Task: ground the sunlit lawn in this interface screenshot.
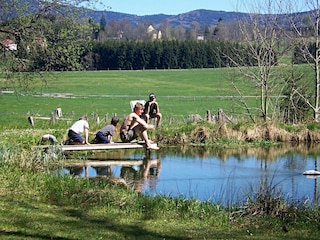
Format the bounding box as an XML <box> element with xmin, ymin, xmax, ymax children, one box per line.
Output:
<box><xmin>1</xmin><ymin>68</ymin><xmax>260</xmax><ymax>129</ymax></box>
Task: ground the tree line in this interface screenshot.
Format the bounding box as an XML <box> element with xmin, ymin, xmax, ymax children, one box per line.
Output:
<box><xmin>88</xmin><ymin>40</ymin><xmax>261</xmax><ymax>70</ymax></box>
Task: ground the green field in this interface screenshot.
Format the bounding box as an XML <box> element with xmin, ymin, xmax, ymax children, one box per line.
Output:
<box><xmin>1</xmin><ymin>68</ymin><xmax>261</xmax><ymax>129</ymax></box>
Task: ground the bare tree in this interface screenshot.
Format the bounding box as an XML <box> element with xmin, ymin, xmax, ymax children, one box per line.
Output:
<box><xmin>283</xmin><ymin>0</ymin><xmax>320</xmax><ymax>122</ymax></box>
<box><xmin>228</xmin><ymin>0</ymin><xmax>288</xmax><ymax>121</ymax></box>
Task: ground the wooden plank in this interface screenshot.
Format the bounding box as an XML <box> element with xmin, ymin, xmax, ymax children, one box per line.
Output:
<box><xmin>32</xmin><ymin>116</ymin><xmax>73</xmax><ymax>121</ymax></box>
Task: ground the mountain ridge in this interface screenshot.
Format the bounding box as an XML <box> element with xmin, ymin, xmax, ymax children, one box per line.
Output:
<box><xmin>88</xmin><ymin>9</ymin><xmax>249</xmax><ymax>28</ymax></box>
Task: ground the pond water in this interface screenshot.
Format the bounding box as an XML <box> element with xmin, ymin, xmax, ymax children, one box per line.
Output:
<box><xmin>61</xmin><ymin>143</ymin><xmax>320</xmax><ymax>206</ymax></box>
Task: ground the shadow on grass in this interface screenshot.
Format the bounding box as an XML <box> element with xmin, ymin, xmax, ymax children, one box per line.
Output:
<box><xmin>0</xmin><ymin>198</ymin><xmax>187</xmax><ymax>239</ymax></box>
<box><xmin>62</xmin><ymin>208</ymin><xmax>188</xmax><ymax>240</ymax></box>
<box><xmin>0</xmin><ymin>229</ymin><xmax>73</xmax><ymax>240</ymax></box>
<box><xmin>0</xmin><ymin>197</ymin><xmax>318</xmax><ymax>240</ymax></box>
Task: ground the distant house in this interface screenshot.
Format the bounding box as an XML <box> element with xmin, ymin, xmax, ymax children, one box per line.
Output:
<box><xmin>1</xmin><ymin>39</ymin><xmax>17</xmax><ymax>51</ymax></box>
<box><xmin>197</xmin><ymin>35</ymin><xmax>204</xmax><ymax>41</ymax></box>
<box><xmin>147</xmin><ymin>25</ymin><xmax>162</xmax><ymax>40</ymax></box>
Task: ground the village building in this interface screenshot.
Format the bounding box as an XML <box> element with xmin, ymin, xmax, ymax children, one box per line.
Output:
<box><xmin>1</xmin><ymin>39</ymin><xmax>17</xmax><ymax>51</ymax></box>
<box><xmin>147</xmin><ymin>25</ymin><xmax>162</xmax><ymax>40</ymax></box>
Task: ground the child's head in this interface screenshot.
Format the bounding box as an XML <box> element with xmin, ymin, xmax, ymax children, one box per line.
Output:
<box><xmin>149</xmin><ymin>93</ymin><xmax>156</xmax><ymax>101</ymax></box>
<box><xmin>79</xmin><ymin>115</ymin><xmax>87</xmax><ymax>121</ymax></box>
<box><xmin>134</xmin><ymin>102</ymin><xmax>144</xmax><ymax>113</ymax></box>
<box><xmin>111</xmin><ymin>116</ymin><xmax>119</xmax><ymax>126</ymax></box>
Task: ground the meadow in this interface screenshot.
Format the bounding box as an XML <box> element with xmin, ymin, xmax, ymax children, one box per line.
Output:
<box><xmin>0</xmin><ymin>68</ymin><xmax>260</xmax><ymax>130</ymax></box>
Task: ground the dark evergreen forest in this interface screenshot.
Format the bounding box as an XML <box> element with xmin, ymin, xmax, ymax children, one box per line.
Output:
<box><xmin>83</xmin><ymin>40</ymin><xmax>280</xmax><ymax>70</ymax></box>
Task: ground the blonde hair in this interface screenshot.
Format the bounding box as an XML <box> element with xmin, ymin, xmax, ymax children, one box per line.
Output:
<box><xmin>134</xmin><ymin>102</ymin><xmax>144</xmax><ymax>111</ymax></box>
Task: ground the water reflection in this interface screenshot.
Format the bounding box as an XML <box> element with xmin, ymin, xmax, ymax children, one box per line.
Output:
<box><xmin>93</xmin><ymin>166</ymin><xmax>112</xmax><ymax>176</ymax></box>
<box><xmin>65</xmin><ymin>166</ymin><xmax>85</xmax><ymax>177</ymax></box>
<box><xmin>120</xmin><ymin>158</ymin><xmax>161</xmax><ymax>192</ymax></box>
<box><xmin>61</xmin><ymin>143</ymin><xmax>320</xmax><ymax>206</ymax></box>
<box><xmin>63</xmin><ymin>155</ymin><xmax>161</xmax><ymax>192</ymax></box>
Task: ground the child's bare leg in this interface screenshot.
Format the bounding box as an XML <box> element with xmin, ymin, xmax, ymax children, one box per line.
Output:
<box><xmin>140</xmin><ymin>130</ymin><xmax>159</xmax><ymax>150</ymax></box>
<box><xmin>141</xmin><ymin>130</ymin><xmax>151</xmax><ymax>147</ymax></box>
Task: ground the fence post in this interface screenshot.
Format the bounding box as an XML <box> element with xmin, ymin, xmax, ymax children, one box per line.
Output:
<box><xmin>28</xmin><ymin>116</ymin><xmax>34</xmax><ymax>127</ymax></box>
<box><xmin>217</xmin><ymin>108</ymin><xmax>223</xmax><ymax>123</ymax></box>
<box><xmin>50</xmin><ymin>112</ymin><xmax>55</xmax><ymax>125</ymax></box>
<box><xmin>206</xmin><ymin>110</ymin><xmax>212</xmax><ymax>122</ymax></box>
<box><xmin>55</xmin><ymin>108</ymin><xmax>62</xmax><ymax>118</ymax></box>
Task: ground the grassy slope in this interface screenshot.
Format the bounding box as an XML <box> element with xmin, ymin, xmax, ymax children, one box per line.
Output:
<box><xmin>1</xmin><ymin>68</ymin><xmax>259</xmax><ymax>129</ymax></box>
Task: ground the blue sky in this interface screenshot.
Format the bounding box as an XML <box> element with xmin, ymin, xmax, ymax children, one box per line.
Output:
<box><xmin>97</xmin><ymin>0</ymin><xmax>238</xmax><ymax>15</ymax></box>
<box><xmin>96</xmin><ymin>0</ymin><xmax>308</xmax><ymax>16</ymax></box>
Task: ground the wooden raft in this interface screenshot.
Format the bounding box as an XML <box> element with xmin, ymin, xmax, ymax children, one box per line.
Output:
<box><xmin>60</xmin><ymin>142</ymin><xmax>158</xmax><ymax>151</ymax></box>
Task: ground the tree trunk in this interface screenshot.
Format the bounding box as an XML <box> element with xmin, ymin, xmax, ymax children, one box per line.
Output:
<box><xmin>314</xmin><ymin>12</ymin><xmax>320</xmax><ymax>122</ymax></box>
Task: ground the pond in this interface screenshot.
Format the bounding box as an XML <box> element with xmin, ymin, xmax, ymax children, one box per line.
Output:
<box><xmin>61</xmin><ymin>143</ymin><xmax>320</xmax><ymax>206</ymax></box>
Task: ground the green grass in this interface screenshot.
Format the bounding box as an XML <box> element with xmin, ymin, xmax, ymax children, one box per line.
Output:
<box><xmin>36</xmin><ymin>69</ymin><xmax>240</xmax><ymax>96</ymax></box>
<box><xmin>1</xmin><ymin>68</ymin><xmax>261</xmax><ymax>130</ymax></box>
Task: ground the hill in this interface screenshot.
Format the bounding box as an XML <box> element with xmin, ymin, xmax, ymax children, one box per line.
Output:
<box><xmin>87</xmin><ymin>8</ymin><xmax>311</xmax><ymax>29</ymax></box>
<box><xmin>2</xmin><ymin>1</ymin><xmax>310</xmax><ymax>29</ymax></box>
<box><xmin>88</xmin><ymin>9</ymin><xmax>249</xmax><ymax>28</ymax></box>
<box><xmin>2</xmin><ymin>1</ymin><xmax>245</xmax><ymax>28</ymax></box>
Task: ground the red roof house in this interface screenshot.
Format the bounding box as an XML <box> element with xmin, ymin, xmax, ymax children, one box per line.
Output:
<box><xmin>1</xmin><ymin>39</ymin><xmax>17</xmax><ymax>51</ymax></box>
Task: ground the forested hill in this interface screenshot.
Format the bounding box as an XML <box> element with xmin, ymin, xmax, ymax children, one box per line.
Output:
<box><xmin>3</xmin><ymin>1</ymin><xmax>310</xmax><ymax>29</ymax></box>
<box><xmin>88</xmin><ymin>9</ymin><xmax>249</xmax><ymax>28</ymax></box>
<box><xmin>3</xmin><ymin>1</ymin><xmax>246</xmax><ymax>28</ymax></box>
<box><xmin>88</xmin><ymin>8</ymin><xmax>312</xmax><ymax>29</ymax></box>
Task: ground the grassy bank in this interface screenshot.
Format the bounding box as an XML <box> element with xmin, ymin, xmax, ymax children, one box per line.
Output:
<box><xmin>0</xmin><ymin>151</ymin><xmax>319</xmax><ymax>239</ymax></box>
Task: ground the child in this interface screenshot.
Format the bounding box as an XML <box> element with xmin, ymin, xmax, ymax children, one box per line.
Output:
<box><xmin>120</xmin><ymin>102</ymin><xmax>159</xmax><ymax>150</ymax></box>
<box><xmin>94</xmin><ymin>116</ymin><xmax>119</xmax><ymax>143</ymax></box>
<box><xmin>143</xmin><ymin>93</ymin><xmax>162</xmax><ymax>128</ymax></box>
<box><xmin>67</xmin><ymin>115</ymin><xmax>90</xmax><ymax>144</ymax></box>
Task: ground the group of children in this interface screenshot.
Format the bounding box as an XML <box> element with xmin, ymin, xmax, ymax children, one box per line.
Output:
<box><xmin>67</xmin><ymin>93</ymin><xmax>162</xmax><ymax>150</ymax></box>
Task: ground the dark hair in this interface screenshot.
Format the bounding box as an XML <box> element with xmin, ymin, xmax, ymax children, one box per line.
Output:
<box><xmin>111</xmin><ymin>116</ymin><xmax>119</xmax><ymax>125</ymax></box>
<box><xmin>149</xmin><ymin>93</ymin><xmax>156</xmax><ymax>100</ymax></box>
